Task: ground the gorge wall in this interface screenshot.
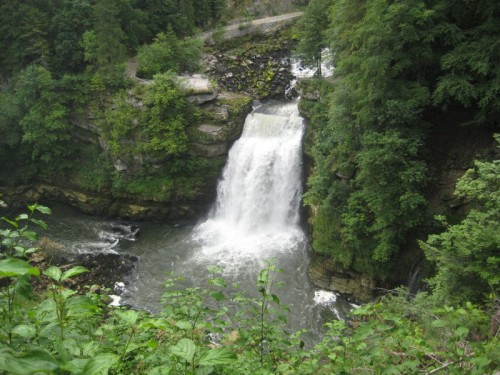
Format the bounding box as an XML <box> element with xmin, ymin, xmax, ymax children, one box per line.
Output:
<box><xmin>0</xmin><ymin>28</ymin><xmax>298</xmax><ymax>222</ymax></box>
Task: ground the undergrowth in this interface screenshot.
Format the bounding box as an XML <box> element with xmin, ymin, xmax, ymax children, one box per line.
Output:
<box><xmin>0</xmin><ymin>204</ymin><xmax>498</xmax><ymax>374</ymax></box>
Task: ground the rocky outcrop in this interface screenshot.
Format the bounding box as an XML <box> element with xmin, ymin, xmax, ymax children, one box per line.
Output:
<box><xmin>0</xmin><ymin>84</ymin><xmax>253</xmax><ymax>221</ymax></box>
<box><xmin>308</xmin><ymin>253</ymin><xmax>376</xmax><ymax>303</ymax></box>
<box><xmin>0</xmin><ymin>184</ymin><xmax>201</xmax><ymax>221</ymax></box>
<box><xmin>191</xmin><ymin>91</ymin><xmax>252</xmax><ymax>157</ymax></box>
<box><xmin>203</xmin><ymin>29</ymin><xmax>297</xmax><ymax>100</ymax></box>
<box><xmin>180</xmin><ymin>74</ymin><xmax>220</xmax><ymax>104</ymax></box>
<box><xmin>295</xmin><ymin>80</ymin><xmax>321</xmax><ymax>101</ymax></box>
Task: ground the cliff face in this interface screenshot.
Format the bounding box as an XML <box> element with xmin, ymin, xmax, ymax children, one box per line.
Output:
<box><xmin>0</xmin><ymin>80</ymin><xmax>253</xmax><ymax>221</ymax></box>
<box><xmin>298</xmin><ymin>79</ymin><xmax>498</xmax><ymax>303</ymax></box>
<box><xmin>1</xmin><ymin>28</ymin><xmax>299</xmax><ymax>221</ymax></box>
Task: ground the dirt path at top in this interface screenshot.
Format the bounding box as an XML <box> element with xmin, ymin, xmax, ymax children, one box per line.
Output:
<box><xmin>127</xmin><ymin>12</ymin><xmax>303</xmax><ymax>80</ymax></box>
<box><xmin>199</xmin><ymin>11</ymin><xmax>303</xmax><ymax>41</ymax></box>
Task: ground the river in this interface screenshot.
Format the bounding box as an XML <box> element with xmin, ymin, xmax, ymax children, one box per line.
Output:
<box><xmin>42</xmin><ymin>58</ymin><xmax>353</xmax><ymax>342</ymax></box>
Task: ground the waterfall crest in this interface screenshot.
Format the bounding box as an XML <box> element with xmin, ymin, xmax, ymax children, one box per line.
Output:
<box><xmin>193</xmin><ymin>101</ymin><xmax>306</xmax><ymax>268</ymax></box>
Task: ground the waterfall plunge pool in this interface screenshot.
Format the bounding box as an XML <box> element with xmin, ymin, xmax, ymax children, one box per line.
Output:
<box><xmin>42</xmin><ymin>100</ymin><xmax>355</xmax><ymax>343</ymax></box>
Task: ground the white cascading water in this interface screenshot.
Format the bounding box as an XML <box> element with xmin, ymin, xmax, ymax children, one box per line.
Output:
<box><xmin>193</xmin><ymin>101</ymin><xmax>306</xmax><ymax>270</ymax></box>
<box><xmin>42</xmin><ymin>96</ymin><xmax>355</xmax><ymax>338</ymax></box>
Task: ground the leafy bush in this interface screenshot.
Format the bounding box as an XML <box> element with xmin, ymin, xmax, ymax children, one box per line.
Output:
<box><xmin>141</xmin><ymin>73</ymin><xmax>191</xmax><ymax>156</ymax></box>
<box><xmin>421</xmin><ymin>139</ymin><xmax>500</xmax><ymax>304</ymax></box>
<box><xmin>137</xmin><ymin>31</ymin><xmax>202</xmax><ymax>79</ymax></box>
<box><xmin>0</xmin><ymin>206</ymin><xmax>498</xmax><ymax>374</ymax></box>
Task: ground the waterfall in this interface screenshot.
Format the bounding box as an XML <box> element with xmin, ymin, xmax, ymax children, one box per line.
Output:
<box><xmin>193</xmin><ymin>100</ymin><xmax>306</xmax><ymax>270</ymax></box>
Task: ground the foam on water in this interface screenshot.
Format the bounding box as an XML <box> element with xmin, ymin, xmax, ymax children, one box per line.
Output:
<box><xmin>193</xmin><ymin>101</ymin><xmax>306</xmax><ymax>272</ymax></box>
<box><xmin>291</xmin><ymin>48</ymin><xmax>334</xmax><ymax>79</ymax></box>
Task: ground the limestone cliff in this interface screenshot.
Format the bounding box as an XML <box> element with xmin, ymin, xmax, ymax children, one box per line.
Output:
<box><xmin>0</xmin><ymin>76</ymin><xmax>253</xmax><ymax>221</ymax></box>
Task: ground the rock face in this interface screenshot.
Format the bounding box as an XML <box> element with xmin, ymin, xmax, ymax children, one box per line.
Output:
<box><xmin>191</xmin><ymin>90</ymin><xmax>252</xmax><ymax>157</ymax></box>
<box><xmin>0</xmin><ymin>79</ymin><xmax>252</xmax><ymax>221</ymax></box>
<box><xmin>0</xmin><ymin>184</ymin><xmax>191</xmax><ymax>221</ymax></box>
<box><xmin>308</xmin><ymin>253</ymin><xmax>376</xmax><ymax>303</ymax></box>
<box><xmin>203</xmin><ymin>29</ymin><xmax>297</xmax><ymax>100</ymax></box>
<box><xmin>180</xmin><ymin>74</ymin><xmax>220</xmax><ymax>104</ymax></box>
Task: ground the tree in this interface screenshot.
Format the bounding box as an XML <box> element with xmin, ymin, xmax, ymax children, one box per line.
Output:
<box><xmin>305</xmin><ymin>0</ymin><xmax>434</xmax><ymax>274</ymax></box>
<box><xmin>432</xmin><ymin>0</ymin><xmax>500</xmax><ymax>125</ymax></box>
<box><xmin>296</xmin><ymin>0</ymin><xmax>332</xmax><ymax>76</ymax></box>
<box><xmin>49</xmin><ymin>0</ymin><xmax>93</xmax><ymax>74</ymax></box>
<box><xmin>422</xmin><ymin>138</ymin><xmax>500</xmax><ymax>304</ymax></box>
<box><xmin>14</xmin><ymin>65</ymin><xmax>73</xmax><ymax>166</ymax></box>
<box><xmin>0</xmin><ymin>1</ymin><xmax>50</xmax><ymax>77</ymax></box>
<box><xmin>136</xmin><ymin>30</ymin><xmax>202</xmax><ymax>79</ymax></box>
<box><xmin>142</xmin><ymin>73</ymin><xmax>191</xmax><ymax>156</ymax></box>
<box><xmin>92</xmin><ymin>0</ymin><xmax>126</xmax><ymax>71</ymax></box>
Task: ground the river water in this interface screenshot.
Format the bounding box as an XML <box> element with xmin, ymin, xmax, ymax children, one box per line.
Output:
<box><xmin>43</xmin><ymin>80</ymin><xmax>353</xmax><ymax>342</ymax></box>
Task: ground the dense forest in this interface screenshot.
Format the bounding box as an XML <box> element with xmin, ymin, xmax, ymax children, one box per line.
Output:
<box><xmin>1</xmin><ymin>0</ymin><xmax>499</xmax><ymax>373</ymax></box>
<box><xmin>0</xmin><ymin>0</ymin><xmax>241</xmax><ymax>221</ymax></box>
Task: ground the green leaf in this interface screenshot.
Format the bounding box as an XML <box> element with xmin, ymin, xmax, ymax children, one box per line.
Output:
<box><xmin>21</xmin><ymin>231</ymin><xmax>38</xmax><ymax>241</ymax></box>
<box><xmin>61</xmin><ymin>266</ymin><xmax>89</xmax><ymax>281</ymax></box>
<box><xmin>271</xmin><ymin>294</ymin><xmax>280</xmax><ymax>304</ymax></box>
<box><xmin>125</xmin><ymin>341</ymin><xmax>149</xmax><ymax>354</ymax></box>
<box><xmin>209</xmin><ymin>277</ymin><xmax>227</xmax><ymax>287</ymax></box>
<box><xmin>0</xmin><ymin>258</ymin><xmax>39</xmax><ymax>277</ymax></box>
<box><xmin>1</xmin><ymin>217</ymin><xmax>18</xmax><ymax>228</ymax></box>
<box><xmin>30</xmin><ymin>218</ymin><xmax>48</xmax><ymax>229</ymax></box>
<box><xmin>0</xmin><ymin>349</ymin><xmax>59</xmax><ymax>374</ymax></box>
<box><xmin>82</xmin><ymin>353</ymin><xmax>119</xmax><ymax>375</ymax></box>
<box><xmin>61</xmin><ymin>359</ymin><xmax>90</xmax><ymax>373</ymax></box>
<box><xmin>12</xmin><ymin>324</ymin><xmax>36</xmax><ymax>339</ymax></box>
<box><xmin>34</xmin><ymin>205</ymin><xmax>51</xmax><ymax>214</ymax></box>
<box><xmin>171</xmin><ymin>338</ymin><xmax>196</xmax><ymax>362</ymax></box>
<box><xmin>61</xmin><ymin>289</ymin><xmax>78</xmax><ymax>300</ymax></box>
<box><xmin>66</xmin><ymin>296</ymin><xmax>100</xmax><ymax>317</ymax></box>
<box><xmin>24</xmin><ymin>247</ymin><xmax>38</xmax><ymax>255</ymax></box>
<box><xmin>175</xmin><ymin>320</ymin><xmax>193</xmax><ymax>330</ymax></box>
<box><xmin>198</xmin><ymin>348</ymin><xmax>237</xmax><ymax>366</ymax></box>
<box><xmin>210</xmin><ymin>291</ymin><xmax>225</xmax><ymax>301</ymax></box>
<box><xmin>44</xmin><ymin>266</ymin><xmax>62</xmax><ymax>282</ymax></box>
<box><xmin>149</xmin><ymin>366</ymin><xmax>173</xmax><ymax>375</ymax></box>
<box><xmin>356</xmin><ymin>342</ymin><xmax>367</xmax><ymax>351</ymax></box>
<box><xmin>115</xmin><ymin>310</ymin><xmax>139</xmax><ymax>325</ymax></box>
<box><xmin>454</xmin><ymin>326</ymin><xmax>469</xmax><ymax>338</ymax></box>
<box><xmin>15</xmin><ymin>214</ymin><xmax>29</xmax><ymax>221</ymax></box>
<box><xmin>430</xmin><ymin>319</ymin><xmax>448</xmax><ymax>328</ymax></box>
<box><xmin>207</xmin><ymin>265</ymin><xmax>223</xmax><ymax>274</ymax></box>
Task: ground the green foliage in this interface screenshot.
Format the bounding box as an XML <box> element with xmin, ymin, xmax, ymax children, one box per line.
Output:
<box><xmin>141</xmin><ymin>73</ymin><xmax>191</xmax><ymax>156</ymax></box>
<box><xmin>308</xmin><ymin>291</ymin><xmax>499</xmax><ymax>374</ymax></box>
<box><xmin>0</xmin><ymin>0</ymin><xmax>224</xmax><ymax>80</ymax></box>
<box><xmin>431</xmin><ymin>0</ymin><xmax>500</xmax><ymax>124</ymax></box>
<box><xmin>421</xmin><ymin>142</ymin><xmax>500</xmax><ymax>304</ymax></box>
<box><xmin>15</xmin><ymin>65</ymin><xmax>73</xmax><ymax>166</ymax></box>
<box><xmin>302</xmin><ymin>0</ymin><xmax>499</xmax><ymax>279</ymax></box>
<box><xmin>302</xmin><ymin>0</ymin><xmax>435</xmax><ymax>274</ymax></box>
<box><xmin>72</xmin><ymin>146</ymin><xmax>113</xmax><ymax>193</ymax></box>
<box><xmin>103</xmin><ymin>74</ymin><xmax>194</xmax><ymax>162</ymax></box>
<box><xmin>0</xmin><ymin>1</ymin><xmax>50</xmax><ymax>77</ymax></box>
<box><xmin>92</xmin><ymin>0</ymin><xmax>126</xmax><ymax>71</ymax></box>
<box><xmin>48</xmin><ymin>0</ymin><xmax>93</xmax><ymax>75</ymax></box>
<box><xmin>136</xmin><ymin>31</ymin><xmax>202</xmax><ymax>79</ymax></box>
<box><xmin>1</xmin><ymin>207</ymin><xmax>498</xmax><ymax>374</ymax></box>
<box><xmin>295</xmin><ymin>0</ymin><xmax>332</xmax><ymax>75</ymax></box>
<box><xmin>352</xmin><ymin>129</ymin><xmax>428</xmax><ymax>262</ymax></box>
<box><xmin>110</xmin><ymin>156</ymin><xmax>224</xmax><ymax>203</ymax></box>
<box><xmin>0</xmin><ymin>204</ymin><xmax>500</xmax><ymax>375</ymax></box>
